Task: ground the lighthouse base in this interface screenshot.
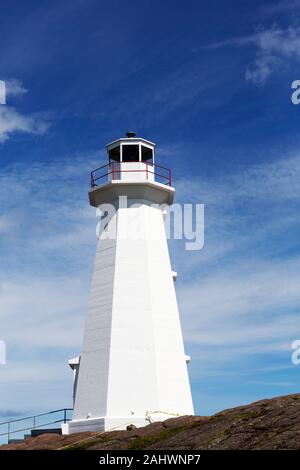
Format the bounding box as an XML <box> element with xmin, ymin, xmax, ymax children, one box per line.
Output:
<box><xmin>61</xmin><ymin>413</ymin><xmax>179</xmax><ymax>435</ymax></box>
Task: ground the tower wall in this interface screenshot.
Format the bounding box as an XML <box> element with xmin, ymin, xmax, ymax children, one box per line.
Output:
<box><xmin>72</xmin><ymin>235</ymin><xmax>116</xmax><ymax>420</ymax></box>
<box><xmin>66</xmin><ymin>198</ymin><xmax>194</xmax><ymax>433</ymax></box>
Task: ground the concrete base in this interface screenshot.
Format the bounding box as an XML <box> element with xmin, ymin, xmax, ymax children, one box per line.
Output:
<box><xmin>62</xmin><ymin>413</ymin><xmax>176</xmax><ymax>435</ymax></box>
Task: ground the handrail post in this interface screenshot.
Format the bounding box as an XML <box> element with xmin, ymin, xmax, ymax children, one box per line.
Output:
<box><xmin>89</xmin><ymin>161</ymin><xmax>171</xmax><ymax>187</ymax></box>
<box><xmin>8</xmin><ymin>422</ymin><xmax>10</xmax><ymax>443</ymax></box>
<box><xmin>63</xmin><ymin>409</ymin><xmax>67</xmax><ymax>423</ymax></box>
<box><xmin>33</xmin><ymin>416</ymin><xmax>36</xmax><ymax>429</ymax></box>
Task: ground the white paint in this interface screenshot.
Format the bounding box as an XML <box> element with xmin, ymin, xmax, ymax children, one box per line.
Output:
<box><xmin>109</xmin><ymin>162</ymin><xmax>155</xmax><ymax>183</ymax></box>
<box><xmin>68</xmin><ymin>357</ymin><xmax>80</xmax><ymax>406</ymax></box>
<box><xmin>63</xmin><ymin>136</ymin><xmax>194</xmax><ymax>434</ymax></box>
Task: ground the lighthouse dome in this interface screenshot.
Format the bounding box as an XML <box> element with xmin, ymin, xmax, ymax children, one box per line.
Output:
<box><xmin>107</xmin><ymin>132</ymin><xmax>155</xmax><ymax>163</ymax></box>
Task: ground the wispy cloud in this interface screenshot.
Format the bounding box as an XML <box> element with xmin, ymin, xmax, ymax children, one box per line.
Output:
<box><xmin>259</xmin><ymin>0</ymin><xmax>300</xmax><ymax>15</ymax></box>
<box><xmin>5</xmin><ymin>79</ymin><xmax>27</xmax><ymax>98</ymax></box>
<box><xmin>0</xmin><ymin>106</ymin><xmax>49</xmax><ymax>142</ymax></box>
<box><xmin>1</xmin><ymin>146</ymin><xmax>300</xmax><ymax>415</ymax></box>
<box><xmin>172</xmin><ymin>151</ymin><xmax>300</xmax><ymax>397</ymax></box>
<box><xmin>179</xmin><ymin>257</ymin><xmax>300</xmax><ymax>348</ymax></box>
<box><xmin>0</xmin><ymin>79</ymin><xmax>50</xmax><ymax>142</ymax></box>
<box><xmin>245</xmin><ymin>24</ymin><xmax>300</xmax><ymax>83</ymax></box>
<box><xmin>205</xmin><ymin>23</ymin><xmax>300</xmax><ymax>84</ymax></box>
<box><xmin>0</xmin><ymin>409</ymin><xmax>25</xmax><ymax>419</ymax></box>
<box><xmin>0</xmin><ymin>152</ymin><xmax>101</xmax><ymax>414</ymax></box>
<box><xmin>204</xmin><ymin>34</ymin><xmax>258</xmax><ymax>50</ymax></box>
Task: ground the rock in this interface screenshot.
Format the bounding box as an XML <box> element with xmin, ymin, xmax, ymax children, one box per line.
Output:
<box><xmin>2</xmin><ymin>393</ymin><xmax>300</xmax><ymax>450</ymax></box>
<box><xmin>126</xmin><ymin>424</ymin><xmax>137</xmax><ymax>431</ymax></box>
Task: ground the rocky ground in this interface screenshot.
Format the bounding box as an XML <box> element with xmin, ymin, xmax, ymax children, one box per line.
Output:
<box><xmin>1</xmin><ymin>393</ymin><xmax>300</xmax><ymax>450</ymax></box>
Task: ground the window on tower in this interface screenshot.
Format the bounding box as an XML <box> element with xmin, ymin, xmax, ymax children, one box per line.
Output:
<box><xmin>109</xmin><ymin>145</ymin><xmax>120</xmax><ymax>162</ymax></box>
<box><xmin>141</xmin><ymin>146</ymin><xmax>153</xmax><ymax>161</ymax></box>
<box><xmin>122</xmin><ymin>145</ymin><xmax>139</xmax><ymax>162</ymax></box>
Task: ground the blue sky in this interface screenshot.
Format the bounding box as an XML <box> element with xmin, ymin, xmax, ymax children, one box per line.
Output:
<box><xmin>0</xmin><ymin>0</ymin><xmax>300</xmax><ymax>423</ymax></box>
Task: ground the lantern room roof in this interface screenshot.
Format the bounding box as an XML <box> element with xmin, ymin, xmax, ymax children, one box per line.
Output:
<box><xmin>107</xmin><ymin>136</ymin><xmax>155</xmax><ymax>150</ymax></box>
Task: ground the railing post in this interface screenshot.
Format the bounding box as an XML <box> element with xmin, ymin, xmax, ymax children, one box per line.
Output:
<box><xmin>63</xmin><ymin>409</ymin><xmax>67</xmax><ymax>423</ymax></box>
<box><xmin>33</xmin><ymin>416</ymin><xmax>36</xmax><ymax>429</ymax></box>
<box><xmin>146</xmin><ymin>161</ymin><xmax>148</xmax><ymax>180</ymax></box>
<box><xmin>112</xmin><ymin>162</ymin><xmax>115</xmax><ymax>181</ymax></box>
<box><xmin>8</xmin><ymin>422</ymin><xmax>10</xmax><ymax>443</ymax></box>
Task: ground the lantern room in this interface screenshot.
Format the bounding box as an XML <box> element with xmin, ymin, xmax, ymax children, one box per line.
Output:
<box><xmin>107</xmin><ymin>131</ymin><xmax>155</xmax><ymax>164</ymax></box>
<box><xmin>90</xmin><ymin>132</ymin><xmax>171</xmax><ymax>188</ymax></box>
<box><xmin>106</xmin><ymin>132</ymin><xmax>155</xmax><ymax>183</ymax></box>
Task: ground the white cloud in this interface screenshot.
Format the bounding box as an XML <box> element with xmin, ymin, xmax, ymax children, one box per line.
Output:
<box><xmin>0</xmin><ymin>153</ymin><xmax>100</xmax><ymax>415</ymax></box>
<box><xmin>205</xmin><ymin>23</ymin><xmax>300</xmax><ymax>84</ymax></box>
<box><xmin>0</xmin><ymin>79</ymin><xmax>50</xmax><ymax>142</ymax></box>
<box><xmin>245</xmin><ymin>24</ymin><xmax>300</xmax><ymax>83</ymax></box>
<box><xmin>0</xmin><ymin>276</ymin><xmax>87</xmax><ymax>348</ymax></box>
<box><xmin>204</xmin><ymin>34</ymin><xmax>258</xmax><ymax>50</ymax></box>
<box><xmin>5</xmin><ymin>79</ymin><xmax>27</xmax><ymax>98</ymax></box>
<box><xmin>0</xmin><ymin>106</ymin><xmax>49</xmax><ymax>142</ymax></box>
<box><xmin>260</xmin><ymin>0</ymin><xmax>300</xmax><ymax>15</ymax></box>
<box><xmin>0</xmin><ymin>151</ymin><xmax>102</xmax><ymax>352</ymax></box>
<box><xmin>0</xmin><ymin>360</ymin><xmax>74</xmax><ymax>417</ymax></box>
<box><xmin>179</xmin><ymin>257</ymin><xmax>300</xmax><ymax>348</ymax></box>
<box><xmin>174</xmin><ymin>152</ymin><xmax>300</xmax><ymax>366</ymax></box>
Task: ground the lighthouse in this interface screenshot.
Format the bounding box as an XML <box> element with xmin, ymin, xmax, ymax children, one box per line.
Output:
<box><xmin>63</xmin><ymin>133</ymin><xmax>194</xmax><ymax>434</ymax></box>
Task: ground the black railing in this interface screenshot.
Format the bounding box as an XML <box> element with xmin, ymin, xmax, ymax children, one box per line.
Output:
<box><xmin>0</xmin><ymin>408</ymin><xmax>73</xmax><ymax>444</ymax></box>
<box><xmin>90</xmin><ymin>161</ymin><xmax>172</xmax><ymax>188</ymax></box>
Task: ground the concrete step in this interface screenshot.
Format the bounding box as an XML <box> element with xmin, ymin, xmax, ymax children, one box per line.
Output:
<box><xmin>31</xmin><ymin>428</ymin><xmax>62</xmax><ymax>438</ymax></box>
<box><xmin>8</xmin><ymin>439</ymin><xmax>23</xmax><ymax>444</ymax></box>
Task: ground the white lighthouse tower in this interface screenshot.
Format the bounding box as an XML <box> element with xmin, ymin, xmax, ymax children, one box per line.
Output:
<box><xmin>63</xmin><ymin>133</ymin><xmax>194</xmax><ymax>434</ymax></box>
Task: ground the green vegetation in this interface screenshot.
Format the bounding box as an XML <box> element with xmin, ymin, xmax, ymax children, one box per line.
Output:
<box><xmin>128</xmin><ymin>426</ymin><xmax>188</xmax><ymax>450</ymax></box>
<box><xmin>236</xmin><ymin>410</ymin><xmax>258</xmax><ymax>421</ymax></box>
<box><xmin>59</xmin><ymin>434</ymin><xmax>112</xmax><ymax>451</ymax></box>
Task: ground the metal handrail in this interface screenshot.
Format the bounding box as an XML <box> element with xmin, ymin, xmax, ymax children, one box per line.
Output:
<box><xmin>0</xmin><ymin>408</ymin><xmax>73</xmax><ymax>443</ymax></box>
<box><xmin>91</xmin><ymin>161</ymin><xmax>172</xmax><ymax>187</ymax></box>
<box><xmin>0</xmin><ymin>408</ymin><xmax>72</xmax><ymax>426</ymax></box>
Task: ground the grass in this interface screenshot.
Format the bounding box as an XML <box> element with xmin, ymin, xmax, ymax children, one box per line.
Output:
<box><xmin>128</xmin><ymin>426</ymin><xmax>191</xmax><ymax>450</ymax></box>
<box><xmin>204</xmin><ymin>430</ymin><xmax>229</xmax><ymax>448</ymax></box>
<box><xmin>59</xmin><ymin>434</ymin><xmax>113</xmax><ymax>451</ymax></box>
<box><xmin>128</xmin><ymin>419</ymin><xmax>209</xmax><ymax>450</ymax></box>
<box><xmin>60</xmin><ymin>419</ymin><xmax>205</xmax><ymax>450</ymax></box>
<box><xmin>235</xmin><ymin>410</ymin><xmax>261</xmax><ymax>422</ymax></box>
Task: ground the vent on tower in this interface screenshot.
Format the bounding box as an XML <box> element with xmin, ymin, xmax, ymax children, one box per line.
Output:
<box><xmin>126</xmin><ymin>131</ymin><xmax>136</xmax><ymax>138</ymax></box>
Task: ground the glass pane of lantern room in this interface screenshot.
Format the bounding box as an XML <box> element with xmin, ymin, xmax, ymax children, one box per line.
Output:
<box><xmin>122</xmin><ymin>145</ymin><xmax>139</xmax><ymax>162</ymax></box>
<box><xmin>109</xmin><ymin>146</ymin><xmax>120</xmax><ymax>162</ymax></box>
<box><xmin>141</xmin><ymin>146</ymin><xmax>153</xmax><ymax>161</ymax></box>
